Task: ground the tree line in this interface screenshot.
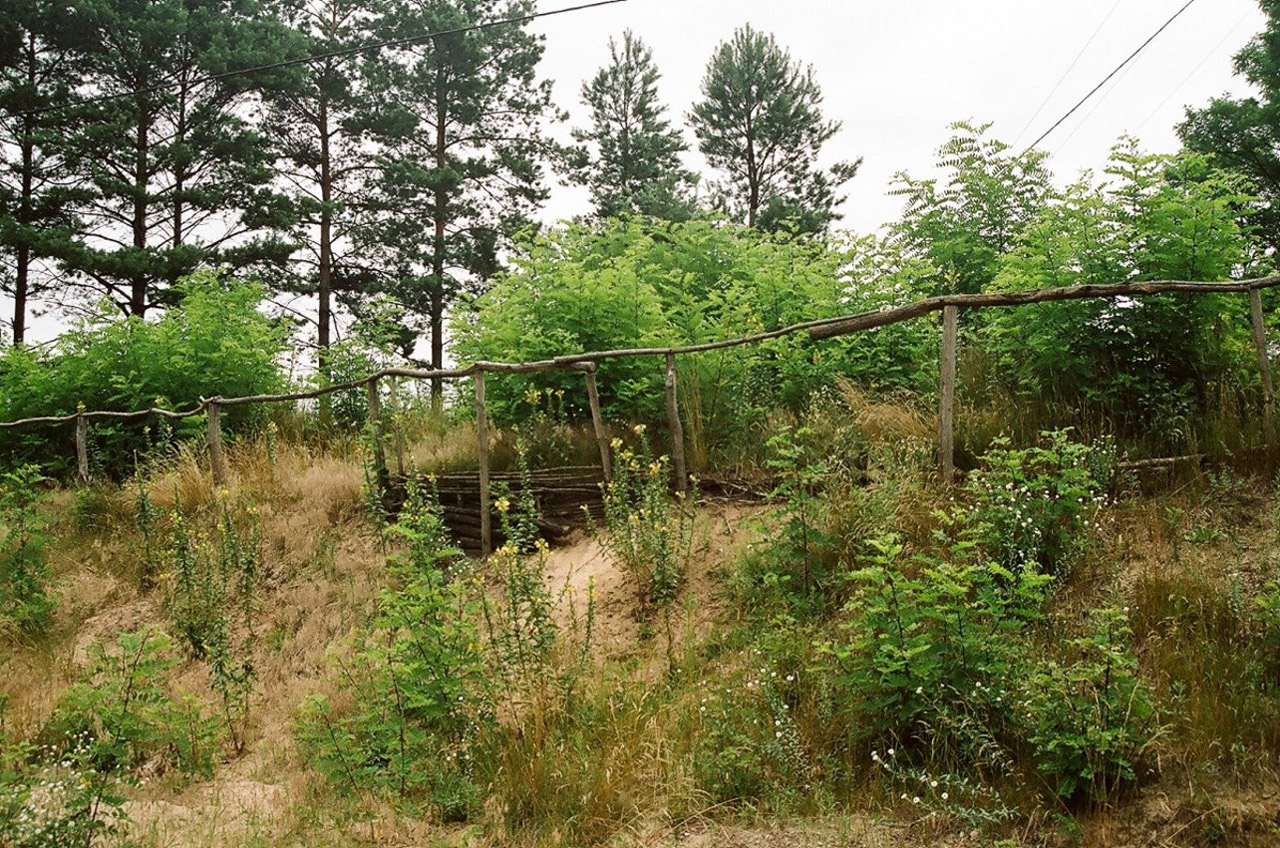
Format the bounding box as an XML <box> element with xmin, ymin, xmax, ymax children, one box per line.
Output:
<box><xmin>0</xmin><ymin>0</ymin><xmax>855</xmax><ymax>384</ymax></box>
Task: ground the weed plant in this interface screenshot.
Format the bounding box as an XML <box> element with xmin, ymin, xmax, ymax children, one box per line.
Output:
<box><xmin>296</xmin><ymin>480</ymin><xmax>490</xmax><ymax>821</ymax></box>
<box><xmin>164</xmin><ymin>494</ymin><xmax>261</xmax><ymax>751</ymax></box>
<box><xmin>963</xmin><ymin>430</ymin><xmax>1111</xmax><ymax>578</ymax></box>
<box><xmin>41</xmin><ymin>628</ymin><xmax>222</xmax><ymax>779</ymax></box>
<box><xmin>0</xmin><ymin>465</ymin><xmax>53</xmax><ymax>635</ymax></box>
<box><xmin>594</xmin><ymin>426</ymin><xmax>694</xmax><ymax>614</ymax></box>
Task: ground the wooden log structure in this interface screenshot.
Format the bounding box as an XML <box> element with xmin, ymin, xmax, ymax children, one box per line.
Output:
<box><xmin>6</xmin><ymin>276</ymin><xmax>1280</xmax><ymax>435</ymax></box>
<box><xmin>475</xmin><ymin>372</ymin><xmax>491</xmax><ymax>557</ymax></box>
<box><xmin>207</xmin><ymin>401</ymin><xmax>227</xmax><ymax>487</ymax></box>
<box><xmin>8</xmin><ymin>275</ymin><xmax>1280</xmax><ymax>492</ymax></box>
<box><xmin>938</xmin><ymin>305</ymin><xmax>958</xmax><ymax>484</ymax></box>
<box><xmin>1251</xmin><ymin>288</ymin><xmax>1275</xmax><ymax>439</ymax></box>
<box><xmin>665</xmin><ymin>352</ymin><xmax>687</xmax><ymax>493</ymax></box>
<box><xmin>407</xmin><ymin>466</ymin><xmax>607</xmax><ymax>554</ymax></box>
<box><xmin>75</xmin><ymin>412</ymin><xmax>89</xmax><ymax>485</ymax></box>
<box><xmin>584</xmin><ymin>367</ymin><xmax>612</xmax><ymax>482</ymax></box>
<box><xmin>386</xmin><ymin>376</ymin><xmax>407</xmax><ymax>477</ymax></box>
<box><xmin>366</xmin><ymin>377</ymin><xmax>387</xmax><ymax>476</ymax></box>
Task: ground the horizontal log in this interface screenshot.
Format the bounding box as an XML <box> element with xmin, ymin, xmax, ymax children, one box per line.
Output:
<box><xmin>5</xmin><ymin>275</ymin><xmax>1278</xmax><ymax>431</ymax></box>
<box><xmin>1116</xmin><ymin>453</ymin><xmax>1206</xmax><ymax>470</ymax></box>
<box><xmin>809</xmin><ymin>276</ymin><xmax>1280</xmax><ymax>341</ymax></box>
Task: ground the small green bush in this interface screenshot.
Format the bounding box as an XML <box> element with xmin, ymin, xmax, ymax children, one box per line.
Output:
<box><xmin>41</xmin><ymin>628</ymin><xmax>222</xmax><ymax>778</ymax></box>
<box><xmin>296</xmin><ymin>482</ymin><xmax>489</xmax><ymax>821</ymax></box>
<box><xmin>1018</xmin><ymin>608</ymin><xmax>1160</xmax><ymax>803</ymax></box>
<box><xmin>964</xmin><ymin>430</ymin><xmax>1109</xmax><ymax>577</ymax></box>
<box><xmin>733</xmin><ymin>426</ymin><xmax>837</xmax><ymax>617</ymax></box>
<box><xmin>0</xmin><ymin>465</ymin><xmax>54</xmax><ymax>635</ymax></box>
<box><xmin>0</xmin><ymin>727</ymin><xmax>128</xmax><ymax>848</ymax></box>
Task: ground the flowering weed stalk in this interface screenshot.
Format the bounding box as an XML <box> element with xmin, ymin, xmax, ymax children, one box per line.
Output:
<box><xmin>594</xmin><ymin>425</ymin><xmax>695</xmax><ymax>614</ymax></box>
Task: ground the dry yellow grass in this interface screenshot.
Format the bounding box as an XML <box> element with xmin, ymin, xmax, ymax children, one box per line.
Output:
<box><xmin>9</xmin><ymin>424</ymin><xmax>1280</xmax><ymax>848</ymax></box>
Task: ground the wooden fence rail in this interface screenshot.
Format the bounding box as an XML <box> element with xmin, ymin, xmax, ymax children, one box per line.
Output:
<box><xmin>4</xmin><ymin>273</ymin><xmax>1280</xmax><ymax>555</ymax></box>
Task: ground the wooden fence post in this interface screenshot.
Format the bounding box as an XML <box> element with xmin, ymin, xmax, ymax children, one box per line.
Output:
<box><xmin>75</xmin><ymin>412</ymin><xmax>90</xmax><ymax>485</ymax></box>
<box><xmin>207</xmin><ymin>401</ymin><xmax>227</xmax><ymax>487</ymax></box>
<box><xmin>366</xmin><ymin>377</ymin><xmax>387</xmax><ymax>478</ymax></box>
<box><xmin>475</xmin><ymin>371</ymin><xmax>492</xmax><ymax>557</ymax></box>
<box><xmin>665</xmin><ymin>352</ymin><xmax>688</xmax><ymax>493</ymax></box>
<box><xmin>584</xmin><ymin>368</ymin><xmax>612</xmax><ymax>482</ymax></box>
<box><xmin>386</xmin><ymin>376</ymin><xmax>407</xmax><ymax>477</ymax></box>
<box><xmin>1251</xmin><ymin>287</ymin><xmax>1275</xmax><ymax>439</ymax></box>
<box><xmin>938</xmin><ymin>304</ymin><xmax>959</xmax><ymax>484</ymax></box>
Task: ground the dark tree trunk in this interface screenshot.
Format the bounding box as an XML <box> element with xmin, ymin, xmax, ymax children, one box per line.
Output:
<box><xmin>130</xmin><ymin>102</ymin><xmax>150</xmax><ymax>316</ymax></box>
<box><xmin>429</xmin><ymin>58</ymin><xmax>448</xmax><ymax>407</ymax></box>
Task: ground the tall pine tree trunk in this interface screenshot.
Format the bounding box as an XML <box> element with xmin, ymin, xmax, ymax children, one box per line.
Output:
<box><xmin>130</xmin><ymin>104</ymin><xmax>150</xmax><ymax>317</ymax></box>
<box><xmin>13</xmin><ymin>110</ymin><xmax>33</xmax><ymax>346</ymax></box>
<box><xmin>745</xmin><ymin>111</ymin><xmax>758</xmax><ymax>228</ymax></box>
<box><xmin>172</xmin><ymin>80</ymin><xmax>187</xmax><ymax>251</ymax></box>
<box><xmin>429</xmin><ymin>60</ymin><xmax>447</xmax><ymax>408</ymax></box>
<box><xmin>317</xmin><ymin>96</ymin><xmax>334</xmax><ymax>379</ymax></box>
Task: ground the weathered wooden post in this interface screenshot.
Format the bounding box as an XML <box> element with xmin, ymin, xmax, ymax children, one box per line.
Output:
<box><xmin>366</xmin><ymin>377</ymin><xmax>387</xmax><ymax>477</ymax></box>
<box><xmin>938</xmin><ymin>304</ymin><xmax>959</xmax><ymax>484</ymax></box>
<box><xmin>207</xmin><ymin>400</ymin><xmax>227</xmax><ymax>487</ymax></box>
<box><xmin>386</xmin><ymin>376</ymin><xmax>407</xmax><ymax>477</ymax></box>
<box><xmin>75</xmin><ymin>411</ymin><xmax>90</xmax><ymax>485</ymax></box>
<box><xmin>664</xmin><ymin>352</ymin><xmax>688</xmax><ymax>493</ymax></box>
<box><xmin>1250</xmin><ymin>287</ymin><xmax>1275</xmax><ymax>440</ymax></box>
<box><xmin>475</xmin><ymin>370</ymin><xmax>492</xmax><ymax>557</ymax></box>
<box><xmin>584</xmin><ymin>367</ymin><xmax>612</xmax><ymax>482</ymax></box>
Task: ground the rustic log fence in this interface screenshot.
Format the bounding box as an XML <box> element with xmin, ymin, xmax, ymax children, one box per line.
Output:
<box><xmin>4</xmin><ymin>274</ymin><xmax>1280</xmax><ymax>555</ymax></box>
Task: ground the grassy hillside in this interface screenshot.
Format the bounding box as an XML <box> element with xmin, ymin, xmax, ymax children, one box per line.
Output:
<box><xmin>3</xmin><ymin>397</ymin><xmax>1280</xmax><ymax>847</ymax></box>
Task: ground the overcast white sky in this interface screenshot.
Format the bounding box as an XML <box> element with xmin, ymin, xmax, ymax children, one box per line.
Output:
<box><xmin>532</xmin><ymin>0</ymin><xmax>1266</xmax><ymax>233</ymax></box>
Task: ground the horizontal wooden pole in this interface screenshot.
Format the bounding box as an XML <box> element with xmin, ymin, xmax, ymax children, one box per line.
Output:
<box><xmin>809</xmin><ymin>276</ymin><xmax>1280</xmax><ymax>341</ymax></box>
<box><xmin>3</xmin><ymin>275</ymin><xmax>1279</xmax><ymax>431</ymax></box>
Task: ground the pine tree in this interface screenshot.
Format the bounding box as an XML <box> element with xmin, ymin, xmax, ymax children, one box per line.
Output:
<box><xmin>259</xmin><ymin>0</ymin><xmax>385</xmax><ymax>372</ymax></box>
<box><xmin>566</xmin><ymin>30</ymin><xmax>696</xmax><ymax>221</ymax></box>
<box><xmin>367</xmin><ymin>0</ymin><xmax>558</xmax><ymax>399</ymax></box>
<box><xmin>688</xmin><ymin>24</ymin><xmax>858</xmax><ymax>233</ymax></box>
<box><xmin>0</xmin><ymin>0</ymin><xmax>92</xmax><ymax>344</ymax></box>
<box><xmin>61</xmin><ymin>0</ymin><xmax>294</xmax><ymax>317</ymax></box>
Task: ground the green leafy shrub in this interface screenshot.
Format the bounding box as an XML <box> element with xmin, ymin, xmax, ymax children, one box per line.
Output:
<box><xmin>982</xmin><ymin>145</ymin><xmax>1259</xmax><ymax>439</ymax></box>
<box><xmin>296</xmin><ymin>482</ymin><xmax>490</xmax><ymax>821</ymax></box>
<box><xmin>1018</xmin><ymin>608</ymin><xmax>1160</xmax><ymax>803</ymax></box>
<box><xmin>821</xmin><ymin>534</ymin><xmax>1053</xmax><ymax>759</ymax></box>
<box><xmin>818</xmin><ymin>532</ymin><xmax>1160</xmax><ymax>806</ymax></box>
<box><xmin>0</xmin><ymin>465</ymin><xmax>54</xmax><ymax>635</ymax></box>
<box><xmin>964</xmin><ymin>430</ymin><xmax>1109</xmax><ymax>577</ymax></box>
<box><xmin>0</xmin><ymin>271</ymin><xmax>287</xmax><ymax>476</ymax></box>
<box><xmin>41</xmin><ymin>628</ymin><xmax>222</xmax><ymax>778</ymax></box>
<box><xmin>733</xmin><ymin>426</ymin><xmax>837</xmax><ymax>616</ymax></box>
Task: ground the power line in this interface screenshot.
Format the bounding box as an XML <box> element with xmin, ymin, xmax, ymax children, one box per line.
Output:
<box><xmin>1024</xmin><ymin>0</ymin><xmax>1198</xmax><ymax>152</ymax></box>
<box><xmin>4</xmin><ymin>0</ymin><xmax>629</xmax><ymax>120</ymax></box>
<box><xmin>1013</xmin><ymin>0</ymin><xmax>1124</xmax><ymax>148</ymax></box>
<box><xmin>1133</xmin><ymin>8</ymin><xmax>1253</xmax><ymax>133</ymax></box>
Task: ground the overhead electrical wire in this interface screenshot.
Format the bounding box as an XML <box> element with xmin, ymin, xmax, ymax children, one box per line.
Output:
<box><xmin>1012</xmin><ymin>0</ymin><xmax>1125</xmax><ymax>148</ymax></box>
<box><xmin>1024</xmin><ymin>0</ymin><xmax>1198</xmax><ymax>152</ymax></box>
<box><xmin>1132</xmin><ymin>9</ymin><xmax>1254</xmax><ymax>133</ymax></box>
<box><xmin>3</xmin><ymin>0</ymin><xmax>629</xmax><ymax>120</ymax></box>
